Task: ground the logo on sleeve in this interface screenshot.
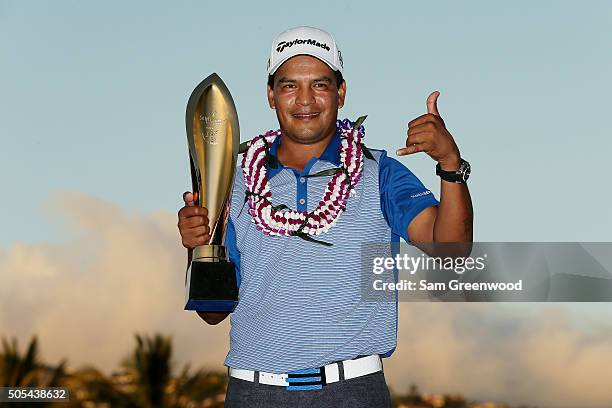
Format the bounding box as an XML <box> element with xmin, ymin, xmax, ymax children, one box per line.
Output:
<box><xmin>410</xmin><ymin>190</ymin><xmax>432</xmax><ymax>199</ymax></box>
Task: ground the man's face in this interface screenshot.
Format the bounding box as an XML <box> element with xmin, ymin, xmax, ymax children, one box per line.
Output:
<box><xmin>267</xmin><ymin>55</ymin><xmax>346</xmax><ymax>145</ymax></box>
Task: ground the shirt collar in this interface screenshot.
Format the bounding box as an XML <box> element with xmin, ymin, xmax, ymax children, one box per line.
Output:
<box><xmin>267</xmin><ymin>127</ymin><xmax>341</xmax><ymax>178</ymax></box>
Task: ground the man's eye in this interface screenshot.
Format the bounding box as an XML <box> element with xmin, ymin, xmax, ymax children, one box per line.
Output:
<box><xmin>314</xmin><ymin>83</ymin><xmax>327</xmax><ymax>89</ymax></box>
<box><xmin>283</xmin><ymin>84</ymin><xmax>295</xmax><ymax>89</ymax></box>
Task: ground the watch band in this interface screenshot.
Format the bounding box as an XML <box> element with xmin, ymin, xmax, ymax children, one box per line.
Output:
<box><xmin>436</xmin><ymin>158</ymin><xmax>470</xmax><ymax>183</ymax></box>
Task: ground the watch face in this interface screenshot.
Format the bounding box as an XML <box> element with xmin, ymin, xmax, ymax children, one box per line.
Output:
<box><xmin>460</xmin><ymin>162</ymin><xmax>471</xmax><ymax>182</ymax></box>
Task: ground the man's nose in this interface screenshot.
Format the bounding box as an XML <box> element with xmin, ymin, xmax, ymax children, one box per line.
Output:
<box><xmin>296</xmin><ymin>86</ymin><xmax>315</xmax><ymax>106</ymax></box>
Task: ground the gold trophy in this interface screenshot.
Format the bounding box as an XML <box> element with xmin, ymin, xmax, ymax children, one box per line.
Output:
<box><xmin>184</xmin><ymin>73</ymin><xmax>239</xmax><ymax>312</ymax></box>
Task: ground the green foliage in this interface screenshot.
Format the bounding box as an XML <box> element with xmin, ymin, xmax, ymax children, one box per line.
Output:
<box><xmin>120</xmin><ymin>333</ymin><xmax>173</xmax><ymax>408</ymax></box>
<box><xmin>0</xmin><ymin>335</ymin><xmax>66</xmax><ymax>407</ymax></box>
<box><xmin>1</xmin><ymin>333</ymin><xmax>535</xmax><ymax>408</ymax></box>
<box><xmin>0</xmin><ymin>333</ymin><xmax>227</xmax><ymax>408</ymax></box>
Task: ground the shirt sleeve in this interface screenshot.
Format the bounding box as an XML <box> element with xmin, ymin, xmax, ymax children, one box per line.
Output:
<box><xmin>378</xmin><ymin>150</ymin><xmax>440</xmax><ymax>242</ymax></box>
<box><xmin>224</xmin><ymin>216</ymin><xmax>241</xmax><ymax>288</ymax></box>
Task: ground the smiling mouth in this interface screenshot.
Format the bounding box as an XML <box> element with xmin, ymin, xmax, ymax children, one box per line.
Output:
<box><xmin>292</xmin><ymin>112</ymin><xmax>320</xmax><ymax>120</ymax></box>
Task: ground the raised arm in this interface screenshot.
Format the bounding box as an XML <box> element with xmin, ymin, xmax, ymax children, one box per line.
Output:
<box><xmin>397</xmin><ymin>91</ymin><xmax>473</xmax><ymax>253</ymax></box>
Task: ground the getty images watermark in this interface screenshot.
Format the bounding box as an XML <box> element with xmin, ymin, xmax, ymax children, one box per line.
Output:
<box><xmin>360</xmin><ymin>242</ymin><xmax>612</xmax><ymax>302</ymax></box>
<box><xmin>372</xmin><ymin>252</ymin><xmax>523</xmax><ymax>292</ymax></box>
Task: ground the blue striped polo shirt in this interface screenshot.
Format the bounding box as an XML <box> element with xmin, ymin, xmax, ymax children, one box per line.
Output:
<box><xmin>223</xmin><ymin>125</ymin><xmax>439</xmax><ymax>373</ymax></box>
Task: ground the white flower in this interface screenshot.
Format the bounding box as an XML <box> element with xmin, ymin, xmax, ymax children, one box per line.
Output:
<box><xmin>243</xmin><ymin>121</ymin><xmax>364</xmax><ymax>240</ymax></box>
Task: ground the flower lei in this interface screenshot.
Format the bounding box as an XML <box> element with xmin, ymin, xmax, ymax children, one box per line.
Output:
<box><xmin>239</xmin><ymin>116</ymin><xmax>370</xmax><ymax>246</ymax></box>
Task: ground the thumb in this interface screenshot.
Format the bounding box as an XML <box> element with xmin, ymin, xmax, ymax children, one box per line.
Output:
<box><xmin>427</xmin><ymin>90</ymin><xmax>441</xmax><ymax>116</ymax></box>
<box><xmin>183</xmin><ymin>191</ymin><xmax>198</xmax><ymax>207</ymax></box>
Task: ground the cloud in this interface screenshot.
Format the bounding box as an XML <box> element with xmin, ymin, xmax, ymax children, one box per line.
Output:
<box><xmin>0</xmin><ymin>191</ymin><xmax>231</xmax><ymax>375</ymax></box>
<box><xmin>388</xmin><ymin>304</ymin><xmax>612</xmax><ymax>407</ymax></box>
<box><xmin>1</xmin><ymin>191</ymin><xmax>612</xmax><ymax>407</ymax></box>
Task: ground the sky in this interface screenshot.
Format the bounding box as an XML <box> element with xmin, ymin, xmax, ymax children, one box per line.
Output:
<box><xmin>1</xmin><ymin>1</ymin><xmax>612</xmax><ymax>406</ymax></box>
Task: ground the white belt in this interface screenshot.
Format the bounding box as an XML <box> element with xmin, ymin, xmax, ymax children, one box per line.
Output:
<box><xmin>228</xmin><ymin>354</ymin><xmax>383</xmax><ymax>389</ymax></box>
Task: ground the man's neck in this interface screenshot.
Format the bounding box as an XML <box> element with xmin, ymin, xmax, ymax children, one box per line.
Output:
<box><xmin>277</xmin><ymin>130</ymin><xmax>335</xmax><ymax>172</ymax></box>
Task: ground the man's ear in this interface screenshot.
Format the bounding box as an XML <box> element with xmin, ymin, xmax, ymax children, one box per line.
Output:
<box><xmin>267</xmin><ymin>84</ymin><xmax>275</xmax><ymax>109</ymax></box>
<box><xmin>337</xmin><ymin>80</ymin><xmax>347</xmax><ymax>109</ymax></box>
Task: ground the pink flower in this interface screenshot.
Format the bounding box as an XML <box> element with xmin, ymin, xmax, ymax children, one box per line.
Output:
<box><xmin>242</xmin><ymin>120</ymin><xmax>365</xmax><ymax>238</ymax></box>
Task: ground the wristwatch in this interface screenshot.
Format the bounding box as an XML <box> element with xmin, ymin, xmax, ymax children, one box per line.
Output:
<box><xmin>436</xmin><ymin>158</ymin><xmax>470</xmax><ymax>183</ymax></box>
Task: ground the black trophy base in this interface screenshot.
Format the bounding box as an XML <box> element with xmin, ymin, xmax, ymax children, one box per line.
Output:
<box><xmin>184</xmin><ymin>260</ymin><xmax>238</xmax><ymax>312</ymax></box>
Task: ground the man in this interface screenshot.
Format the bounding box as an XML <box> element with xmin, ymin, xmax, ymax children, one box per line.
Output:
<box><xmin>178</xmin><ymin>26</ymin><xmax>473</xmax><ymax>407</ymax></box>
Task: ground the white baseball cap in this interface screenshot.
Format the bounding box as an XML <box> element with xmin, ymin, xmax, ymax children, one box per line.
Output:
<box><xmin>267</xmin><ymin>26</ymin><xmax>344</xmax><ymax>76</ymax></box>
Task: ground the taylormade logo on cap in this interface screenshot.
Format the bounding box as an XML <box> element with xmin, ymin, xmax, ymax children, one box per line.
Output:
<box><xmin>276</xmin><ymin>38</ymin><xmax>330</xmax><ymax>53</ymax></box>
<box><xmin>267</xmin><ymin>26</ymin><xmax>343</xmax><ymax>76</ymax></box>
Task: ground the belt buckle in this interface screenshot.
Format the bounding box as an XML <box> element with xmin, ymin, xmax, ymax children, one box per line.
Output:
<box><xmin>286</xmin><ymin>366</ymin><xmax>327</xmax><ymax>391</ymax></box>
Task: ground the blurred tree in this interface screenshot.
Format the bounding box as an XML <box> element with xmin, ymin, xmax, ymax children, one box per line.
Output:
<box><xmin>0</xmin><ymin>335</ymin><xmax>66</xmax><ymax>407</ymax></box>
<box><xmin>59</xmin><ymin>365</ymin><xmax>138</xmax><ymax>407</ymax></box>
<box><xmin>407</xmin><ymin>383</ymin><xmax>424</xmax><ymax>404</ymax></box>
<box><xmin>122</xmin><ymin>333</ymin><xmax>173</xmax><ymax>408</ymax></box>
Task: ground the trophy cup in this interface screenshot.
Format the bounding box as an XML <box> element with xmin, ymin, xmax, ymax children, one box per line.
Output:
<box><xmin>184</xmin><ymin>73</ymin><xmax>239</xmax><ymax>312</ymax></box>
